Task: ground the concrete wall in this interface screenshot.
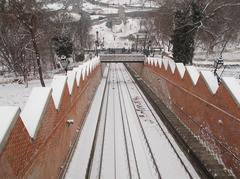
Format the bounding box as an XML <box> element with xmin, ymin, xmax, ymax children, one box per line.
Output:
<box><xmin>128</xmin><ymin>58</ymin><xmax>240</xmax><ymax>177</ymax></box>
<box><xmin>0</xmin><ymin>58</ymin><xmax>103</xmax><ymax>178</ymax></box>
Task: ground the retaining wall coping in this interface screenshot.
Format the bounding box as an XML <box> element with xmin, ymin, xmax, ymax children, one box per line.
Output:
<box><xmin>222</xmin><ymin>77</ymin><xmax>240</xmax><ymax>107</ymax></box>
<box><xmin>20</xmin><ymin>87</ymin><xmax>52</xmax><ymax>138</ymax></box>
<box><xmin>146</xmin><ymin>57</ymin><xmax>240</xmax><ymax>108</ymax></box>
<box><xmin>200</xmin><ymin>71</ymin><xmax>219</xmax><ymax>94</ymax></box>
<box><xmin>51</xmin><ymin>75</ymin><xmax>68</xmax><ymax>110</ymax></box>
<box><xmin>175</xmin><ymin>63</ymin><xmax>185</xmax><ymax>79</ymax></box>
<box><xmin>67</xmin><ymin>71</ymin><xmax>77</xmax><ymax>95</ymax></box>
<box><xmin>186</xmin><ymin>66</ymin><xmax>200</xmax><ymax>85</ymax></box>
<box><xmin>0</xmin><ymin>106</ymin><xmax>20</xmax><ymax>152</ymax></box>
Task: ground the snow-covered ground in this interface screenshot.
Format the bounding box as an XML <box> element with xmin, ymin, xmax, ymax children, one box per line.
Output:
<box><xmin>193</xmin><ymin>50</ymin><xmax>240</xmax><ymax>81</ymax></box>
<box><xmin>0</xmin><ymin>79</ymin><xmax>52</xmax><ymax>109</ymax></box>
<box><xmin>91</xmin><ymin>18</ymin><xmax>141</xmax><ymax>48</ymax></box>
<box><xmin>83</xmin><ymin>1</ymin><xmax>119</xmax><ymax>14</ymax></box>
<box><xmin>65</xmin><ymin>63</ymin><xmax>199</xmax><ymax>179</ymax></box>
<box><xmin>99</xmin><ymin>0</ymin><xmax>159</xmax><ymax>8</ymax></box>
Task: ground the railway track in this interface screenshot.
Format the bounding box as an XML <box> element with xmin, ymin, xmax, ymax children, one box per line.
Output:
<box><xmin>83</xmin><ymin>63</ymin><xmax>199</xmax><ymax>179</ymax></box>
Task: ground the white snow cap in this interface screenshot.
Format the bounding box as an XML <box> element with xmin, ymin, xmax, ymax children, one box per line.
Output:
<box><xmin>168</xmin><ymin>59</ymin><xmax>176</xmax><ymax>73</ymax></box>
<box><xmin>162</xmin><ymin>58</ymin><xmax>169</xmax><ymax>70</ymax></box>
<box><xmin>67</xmin><ymin>71</ymin><xmax>76</xmax><ymax>95</ymax></box>
<box><xmin>21</xmin><ymin>87</ymin><xmax>52</xmax><ymax>138</ymax></box>
<box><xmin>0</xmin><ymin>106</ymin><xmax>20</xmax><ymax>152</ymax></box>
<box><xmin>81</xmin><ymin>64</ymin><xmax>87</xmax><ymax>80</ymax></box>
<box><xmin>146</xmin><ymin>57</ymin><xmax>150</xmax><ymax>64</ymax></box>
<box><xmin>201</xmin><ymin>71</ymin><xmax>219</xmax><ymax>94</ymax></box>
<box><xmin>186</xmin><ymin>66</ymin><xmax>200</xmax><ymax>85</ymax></box>
<box><xmin>157</xmin><ymin>58</ymin><xmax>162</xmax><ymax>68</ymax></box>
<box><xmin>222</xmin><ymin>77</ymin><xmax>240</xmax><ymax>107</ymax></box>
<box><xmin>150</xmin><ymin>57</ymin><xmax>154</xmax><ymax>66</ymax></box>
<box><xmin>73</xmin><ymin>67</ymin><xmax>82</xmax><ymax>86</ymax></box>
<box><xmin>51</xmin><ymin>75</ymin><xmax>67</xmax><ymax>109</ymax></box>
<box><xmin>175</xmin><ymin>63</ymin><xmax>185</xmax><ymax>78</ymax></box>
<box><xmin>153</xmin><ymin>58</ymin><xmax>158</xmax><ymax>67</ymax></box>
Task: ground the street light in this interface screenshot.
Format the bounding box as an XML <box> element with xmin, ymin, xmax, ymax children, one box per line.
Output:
<box><xmin>213</xmin><ymin>56</ymin><xmax>225</xmax><ymax>83</ymax></box>
<box><xmin>95</xmin><ymin>31</ymin><xmax>99</xmax><ymax>56</ymax></box>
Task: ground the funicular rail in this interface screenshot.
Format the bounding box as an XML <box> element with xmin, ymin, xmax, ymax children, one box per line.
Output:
<box><xmin>64</xmin><ymin>63</ymin><xmax>234</xmax><ymax>179</ymax></box>
<box><xmin>83</xmin><ymin>63</ymin><xmax>200</xmax><ymax>179</ymax></box>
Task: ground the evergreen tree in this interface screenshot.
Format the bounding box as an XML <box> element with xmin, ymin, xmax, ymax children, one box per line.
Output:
<box><xmin>52</xmin><ymin>35</ymin><xmax>73</xmax><ymax>59</ymax></box>
<box><xmin>171</xmin><ymin>1</ymin><xmax>203</xmax><ymax>65</ymax></box>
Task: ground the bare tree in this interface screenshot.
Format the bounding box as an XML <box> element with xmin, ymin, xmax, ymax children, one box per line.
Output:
<box><xmin>0</xmin><ymin>5</ymin><xmax>34</xmax><ymax>86</ymax></box>
<box><xmin>9</xmin><ymin>0</ymin><xmax>46</xmax><ymax>86</ymax></box>
<box><xmin>151</xmin><ymin>0</ymin><xmax>240</xmax><ymax>63</ymax></box>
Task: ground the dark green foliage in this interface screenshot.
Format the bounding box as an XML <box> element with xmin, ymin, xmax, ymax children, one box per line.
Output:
<box><xmin>52</xmin><ymin>35</ymin><xmax>73</xmax><ymax>58</ymax></box>
<box><xmin>171</xmin><ymin>1</ymin><xmax>203</xmax><ymax>65</ymax></box>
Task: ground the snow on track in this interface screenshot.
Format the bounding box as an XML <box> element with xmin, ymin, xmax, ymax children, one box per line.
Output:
<box><xmin>65</xmin><ymin>66</ymin><xmax>109</xmax><ymax>179</ymax></box>
<box><xmin>65</xmin><ymin>63</ymin><xmax>200</xmax><ymax>179</ymax></box>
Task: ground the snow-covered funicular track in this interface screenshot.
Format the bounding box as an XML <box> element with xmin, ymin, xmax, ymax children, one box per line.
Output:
<box><xmin>65</xmin><ymin>63</ymin><xmax>200</xmax><ymax>179</ymax></box>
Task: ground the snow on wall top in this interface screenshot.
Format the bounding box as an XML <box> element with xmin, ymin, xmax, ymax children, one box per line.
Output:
<box><xmin>200</xmin><ymin>71</ymin><xmax>219</xmax><ymax>94</ymax></box>
<box><xmin>81</xmin><ymin>64</ymin><xmax>86</xmax><ymax>80</ymax></box>
<box><xmin>0</xmin><ymin>106</ymin><xmax>20</xmax><ymax>152</ymax></box>
<box><xmin>146</xmin><ymin>56</ymin><xmax>240</xmax><ymax>107</ymax></box>
<box><xmin>175</xmin><ymin>63</ymin><xmax>185</xmax><ymax>78</ymax></box>
<box><xmin>158</xmin><ymin>58</ymin><xmax>162</xmax><ymax>68</ymax></box>
<box><xmin>51</xmin><ymin>75</ymin><xmax>67</xmax><ymax>109</ymax></box>
<box><xmin>67</xmin><ymin>71</ymin><xmax>76</xmax><ymax>95</ymax></box>
<box><xmin>222</xmin><ymin>77</ymin><xmax>240</xmax><ymax>107</ymax></box>
<box><xmin>153</xmin><ymin>58</ymin><xmax>158</xmax><ymax>67</ymax></box>
<box><xmin>21</xmin><ymin>87</ymin><xmax>52</xmax><ymax>138</ymax></box>
<box><xmin>0</xmin><ymin>58</ymin><xmax>99</xmax><ymax>144</ymax></box>
<box><xmin>73</xmin><ymin>67</ymin><xmax>82</xmax><ymax>86</ymax></box>
<box><xmin>163</xmin><ymin>57</ymin><xmax>169</xmax><ymax>70</ymax></box>
<box><xmin>169</xmin><ymin>59</ymin><xmax>176</xmax><ymax>73</ymax></box>
<box><xmin>186</xmin><ymin>66</ymin><xmax>200</xmax><ymax>85</ymax></box>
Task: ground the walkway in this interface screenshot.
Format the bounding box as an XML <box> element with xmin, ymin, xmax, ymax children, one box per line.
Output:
<box><xmin>64</xmin><ymin>63</ymin><xmax>200</xmax><ymax>179</ymax></box>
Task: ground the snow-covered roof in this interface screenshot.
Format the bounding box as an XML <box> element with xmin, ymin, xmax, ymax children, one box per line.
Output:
<box><xmin>51</xmin><ymin>75</ymin><xmax>67</xmax><ymax>110</ymax></box>
<box><xmin>67</xmin><ymin>12</ymin><xmax>81</xmax><ymax>22</ymax></box>
<box><xmin>0</xmin><ymin>106</ymin><xmax>20</xmax><ymax>152</ymax></box>
<box><xmin>21</xmin><ymin>87</ymin><xmax>52</xmax><ymax>138</ymax></box>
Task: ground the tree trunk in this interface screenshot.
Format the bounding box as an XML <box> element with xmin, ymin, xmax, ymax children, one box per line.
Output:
<box><xmin>30</xmin><ymin>29</ymin><xmax>45</xmax><ymax>87</ymax></box>
<box><xmin>49</xmin><ymin>40</ymin><xmax>56</xmax><ymax>69</ymax></box>
<box><xmin>23</xmin><ymin>72</ymin><xmax>28</xmax><ymax>88</ymax></box>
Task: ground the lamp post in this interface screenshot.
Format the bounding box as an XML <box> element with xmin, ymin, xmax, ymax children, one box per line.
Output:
<box><xmin>213</xmin><ymin>56</ymin><xmax>225</xmax><ymax>83</ymax></box>
<box><xmin>95</xmin><ymin>31</ymin><xmax>99</xmax><ymax>56</ymax></box>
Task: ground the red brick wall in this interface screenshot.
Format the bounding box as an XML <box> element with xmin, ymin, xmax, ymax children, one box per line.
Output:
<box><xmin>129</xmin><ymin>63</ymin><xmax>240</xmax><ymax>177</ymax></box>
<box><xmin>0</xmin><ymin>64</ymin><xmax>103</xmax><ymax>179</ymax></box>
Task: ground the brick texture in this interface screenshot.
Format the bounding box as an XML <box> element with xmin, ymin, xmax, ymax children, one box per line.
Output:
<box><xmin>129</xmin><ymin>63</ymin><xmax>240</xmax><ymax>178</ymax></box>
<box><xmin>0</xmin><ymin>65</ymin><xmax>103</xmax><ymax>179</ymax></box>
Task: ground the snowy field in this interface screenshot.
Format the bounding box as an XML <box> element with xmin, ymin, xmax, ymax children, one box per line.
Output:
<box><xmin>99</xmin><ymin>0</ymin><xmax>159</xmax><ymax>7</ymax></box>
<box><xmin>0</xmin><ymin>79</ymin><xmax>52</xmax><ymax>109</ymax></box>
<box><xmin>65</xmin><ymin>64</ymin><xmax>199</xmax><ymax>179</ymax></box>
<box><xmin>83</xmin><ymin>1</ymin><xmax>119</xmax><ymax>14</ymax></box>
<box><xmin>193</xmin><ymin>50</ymin><xmax>240</xmax><ymax>81</ymax></box>
<box><xmin>91</xmin><ymin>18</ymin><xmax>141</xmax><ymax>48</ymax></box>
